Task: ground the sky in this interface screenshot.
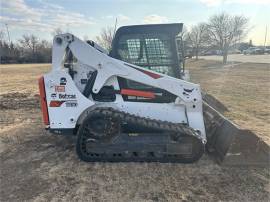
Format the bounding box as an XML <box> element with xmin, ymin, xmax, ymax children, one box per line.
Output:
<box><xmin>0</xmin><ymin>0</ymin><xmax>269</xmax><ymax>45</ymax></box>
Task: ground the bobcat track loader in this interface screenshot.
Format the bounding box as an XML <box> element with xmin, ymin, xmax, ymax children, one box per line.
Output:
<box><xmin>39</xmin><ymin>23</ymin><xmax>269</xmax><ymax>164</ymax></box>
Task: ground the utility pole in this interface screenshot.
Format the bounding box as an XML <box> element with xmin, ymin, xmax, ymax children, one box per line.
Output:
<box><xmin>5</xmin><ymin>23</ymin><xmax>11</xmax><ymax>44</ymax></box>
<box><xmin>113</xmin><ymin>17</ymin><xmax>118</xmax><ymax>39</ymax></box>
<box><xmin>263</xmin><ymin>26</ymin><xmax>267</xmax><ymax>48</ymax></box>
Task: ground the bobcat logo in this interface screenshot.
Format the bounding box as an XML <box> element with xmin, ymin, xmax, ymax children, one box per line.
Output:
<box><xmin>60</xmin><ymin>77</ymin><xmax>67</xmax><ymax>85</ymax></box>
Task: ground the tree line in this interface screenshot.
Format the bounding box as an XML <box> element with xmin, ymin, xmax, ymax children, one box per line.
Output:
<box><xmin>0</xmin><ymin>28</ymin><xmax>67</xmax><ymax>64</ymax></box>
<box><xmin>0</xmin><ymin>32</ymin><xmax>52</xmax><ymax>64</ymax></box>
<box><xmin>94</xmin><ymin>13</ymin><xmax>250</xmax><ymax>64</ymax></box>
<box><xmin>183</xmin><ymin>12</ymin><xmax>249</xmax><ymax>63</ymax></box>
<box><xmin>0</xmin><ymin>12</ymin><xmax>249</xmax><ymax>64</ymax></box>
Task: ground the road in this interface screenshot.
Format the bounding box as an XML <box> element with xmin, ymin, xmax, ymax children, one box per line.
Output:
<box><xmin>200</xmin><ymin>54</ymin><xmax>270</xmax><ymax>63</ymax></box>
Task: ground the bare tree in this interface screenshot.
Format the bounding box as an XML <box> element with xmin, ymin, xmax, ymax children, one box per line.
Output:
<box><xmin>95</xmin><ymin>26</ymin><xmax>114</xmax><ymax>51</ymax></box>
<box><xmin>186</xmin><ymin>23</ymin><xmax>209</xmax><ymax>60</ymax></box>
<box><xmin>37</xmin><ymin>39</ymin><xmax>52</xmax><ymax>62</ymax></box>
<box><xmin>207</xmin><ymin>13</ymin><xmax>248</xmax><ymax>64</ymax></box>
<box><xmin>19</xmin><ymin>34</ymin><xmax>39</xmax><ymax>61</ymax></box>
<box><xmin>0</xmin><ymin>30</ymin><xmax>5</xmax><ymax>42</ymax></box>
<box><xmin>0</xmin><ymin>31</ymin><xmax>8</xmax><ymax>63</ymax></box>
<box><xmin>0</xmin><ymin>31</ymin><xmax>52</xmax><ymax>63</ymax></box>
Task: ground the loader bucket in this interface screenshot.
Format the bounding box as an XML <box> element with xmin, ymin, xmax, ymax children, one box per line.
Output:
<box><xmin>203</xmin><ymin>96</ymin><xmax>270</xmax><ymax>166</ymax></box>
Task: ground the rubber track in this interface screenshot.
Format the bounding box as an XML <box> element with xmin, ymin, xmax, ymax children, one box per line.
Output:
<box><xmin>95</xmin><ymin>108</ymin><xmax>203</xmax><ymax>139</ymax></box>
<box><xmin>76</xmin><ymin>107</ymin><xmax>205</xmax><ymax>163</ymax></box>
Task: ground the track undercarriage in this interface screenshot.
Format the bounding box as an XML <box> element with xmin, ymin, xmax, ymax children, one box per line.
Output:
<box><xmin>76</xmin><ymin>108</ymin><xmax>205</xmax><ymax>163</ymax></box>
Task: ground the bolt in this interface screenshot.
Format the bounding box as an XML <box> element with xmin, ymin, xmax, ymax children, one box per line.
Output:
<box><xmin>56</xmin><ymin>37</ymin><xmax>62</xmax><ymax>45</ymax></box>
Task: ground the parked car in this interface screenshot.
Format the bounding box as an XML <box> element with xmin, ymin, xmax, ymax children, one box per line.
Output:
<box><xmin>243</xmin><ymin>47</ymin><xmax>264</xmax><ymax>55</ymax></box>
<box><xmin>201</xmin><ymin>50</ymin><xmax>221</xmax><ymax>56</ymax></box>
<box><xmin>264</xmin><ymin>48</ymin><xmax>270</xmax><ymax>54</ymax></box>
<box><xmin>228</xmin><ymin>49</ymin><xmax>241</xmax><ymax>54</ymax></box>
<box><xmin>184</xmin><ymin>50</ymin><xmax>193</xmax><ymax>58</ymax></box>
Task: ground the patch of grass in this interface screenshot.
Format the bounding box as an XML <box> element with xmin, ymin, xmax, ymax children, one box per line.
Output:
<box><xmin>186</xmin><ymin>59</ymin><xmax>270</xmax><ymax>143</ymax></box>
<box><xmin>0</xmin><ymin>64</ymin><xmax>51</xmax><ymax>95</ymax></box>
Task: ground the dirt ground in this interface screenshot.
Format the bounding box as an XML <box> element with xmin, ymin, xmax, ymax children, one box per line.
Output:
<box><xmin>0</xmin><ymin>62</ymin><xmax>269</xmax><ymax>202</ymax></box>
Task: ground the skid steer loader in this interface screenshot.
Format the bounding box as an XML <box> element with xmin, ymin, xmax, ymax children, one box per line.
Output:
<box><xmin>39</xmin><ymin>23</ymin><xmax>269</xmax><ymax>164</ymax></box>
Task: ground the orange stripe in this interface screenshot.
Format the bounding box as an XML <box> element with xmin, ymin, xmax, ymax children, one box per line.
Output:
<box><xmin>49</xmin><ymin>101</ymin><xmax>65</xmax><ymax>107</ymax></box>
<box><xmin>120</xmin><ymin>89</ymin><xmax>155</xmax><ymax>99</ymax></box>
<box><xmin>38</xmin><ymin>76</ymin><xmax>49</xmax><ymax>125</ymax></box>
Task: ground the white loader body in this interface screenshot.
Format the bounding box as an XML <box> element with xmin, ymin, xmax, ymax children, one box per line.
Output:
<box><xmin>39</xmin><ymin>33</ymin><xmax>206</xmax><ymax>143</ymax></box>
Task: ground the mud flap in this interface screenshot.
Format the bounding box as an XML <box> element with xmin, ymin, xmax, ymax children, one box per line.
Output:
<box><xmin>203</xmin><ymin>102</ymin><xmax>270</xmax><ymax>166</ymax></box>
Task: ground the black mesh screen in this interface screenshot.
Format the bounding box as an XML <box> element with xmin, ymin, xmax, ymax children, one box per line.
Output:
<box><xmin>117</xmin><ymin>33</ymin><xmax>175</xmax><ymax>76</ymax></box>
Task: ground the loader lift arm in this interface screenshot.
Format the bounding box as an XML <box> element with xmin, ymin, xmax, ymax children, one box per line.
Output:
<box><xmin>51</xmin><ymin>33</ymin><xmax>206</xmax><ymax>140</ymax></box>
<box><xmin>53</xmin><ymin>34</ymin><xmax>200</xmax><ymax>104</ymax></box>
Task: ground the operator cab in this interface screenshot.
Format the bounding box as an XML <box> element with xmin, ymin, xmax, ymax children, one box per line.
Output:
<box><xmin>109</xmin><ymin>23</ymin><xmax>185</xmax><ymax>102</ymax></box>
<box><xmin>110</xmin><ymin>23</ymin><xmax>185</xmax><ymax>78</ymax></box>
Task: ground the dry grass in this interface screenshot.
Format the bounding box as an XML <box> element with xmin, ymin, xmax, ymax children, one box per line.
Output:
<box><xmin>0</xmin><ymin>63</ymin><xmax>269</xmax><ymax>202</ymax></box>
<box><xmin>0</xmin><ymin>63</ymin><xmax>51</xmax><ymax>95</ymax></box>
<box><xmin>186</xmin><ymin>59</ymin><xmax>270</xmax><ymax>144</ymax></box>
